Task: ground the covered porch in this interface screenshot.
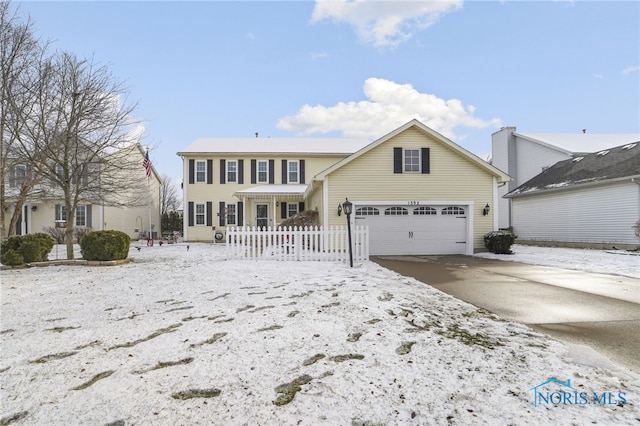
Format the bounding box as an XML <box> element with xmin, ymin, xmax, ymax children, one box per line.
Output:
<box><xmin>233</xmin><ymin>185</ymin><xmax>310</xmax><ymax>229</ymax></box>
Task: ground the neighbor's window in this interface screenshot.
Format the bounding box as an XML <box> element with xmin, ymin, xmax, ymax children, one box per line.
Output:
<box><xmin>195</xmin><ymin>203</ymin><xmax>205</xmax><ymax>225</ymax></box>
<box><xmin>257</xmin><ymin>160</ymin><xmax>268</xmax><ymax>183</ymax></box>
<box><xmin>76</xmin><ymin>205</ymin><xmax>87</xmax><ymax>226</ymax></box>
<box><xmin>404</xmin><ymin>149</ymin><xmax>420</xmax><ymax>173</ymax></box>
<box><xmin>195</xmin><ymin>161</ymin><xmax>206</xmax><ymax>183</ymax></box>
<box><xmin>227</xmin><ymin>204</ymin><xmax>236</xmax><ymax>225</ymax></box>
<box><xmin>288</xmin><ymin>161</ymin><xmax>299</xmax><ymax>183</ymax></box>
<box><xmin>54</xmin><ymin>205</ymin><xmax>87</xmax><ymax>226</ymax></box>
<box><xmin>227</xmin><ymin>160</ymin><xmax>237</xmax><ymax>183</ymax></box>
<box><xmin>55</xmin><ymin>204</ymin><xmax>67</xmax><ymax>221</ymax></box>
<box><xmin>13</xmin><ymin>165</ymin><xmax>27</xmax><ymax>187</ymax></box>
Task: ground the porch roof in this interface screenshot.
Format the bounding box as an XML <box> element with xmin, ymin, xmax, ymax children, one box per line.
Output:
<box><xmin>233</xmin><ymin>184</ymin><xmax>308</xmax><ymax>201</ymax></box>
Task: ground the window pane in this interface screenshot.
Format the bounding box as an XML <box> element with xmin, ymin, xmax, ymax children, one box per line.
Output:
<box><xmin>258</xmin><ymin>161</ymin><xmax>268</xmax><ymax>183</ymax></box>
<box><xmin>288</xmin><ymin>203</ymin><xmax>298</xmax><ymax>218</ymax></box>
<box><xmin>404</xmin><ymin>149</ymin><xmax>420</xmax><ymax>172</ymax></box>
<box><xmin>227</xmin><ymin>161</ymin><xmax>237</xmax><ymax>182</ymax></box>
<box><xmin>196</xmin><ymin>161</ymin><xmax>206</xmax><ymax>182</ymax></box>
<box><xmin>76</xmin><ymin>206</ymin><xmax>86</xmax><ymax>226</ymax></box>
<box><xmin>195</xmin><ymin>203</ymin><xmax>205</xmax><ymax>225</ymax></box>
<box><xmin>288</xmin><ymin>161</ymin><xmax>298</xmax><ymax>183</ymax></box>
<box><xmin>227</xmin><ymin>204</ymin><xmax>236</xmax><ymax>225</ymax></box>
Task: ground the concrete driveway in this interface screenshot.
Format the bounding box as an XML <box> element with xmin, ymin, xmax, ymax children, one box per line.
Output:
<box><xmin>371</xmin><ymin>255</ymin><xmax>640</xmax><ymax>374</ymax></box>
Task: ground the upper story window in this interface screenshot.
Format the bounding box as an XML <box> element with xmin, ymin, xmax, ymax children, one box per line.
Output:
<box><xmin>11</xmin><ymin>165</ymin><xmax>27</xmax><ymax>187</ymax></box>
<box><xmin>257</xmin><ymin>160</ymin><xmax>268</xmax><ymax>183</ymax></box>
<box><xmin>404</xmin><ymin>149</ymin><xmax>420</xmax><ymax>173</ymax></box>
<box><xmin>227</xmin><ymin>160</ymin><xmax>237</xmax><ymax>183</ymax></box>
<box><xmin>195</xmin><ymin>160</ymin><xmax>206</xmax><ymax>183</ymax></box>
<box><xmin>288</xmin><ymin>161</ymin><xmax>299</xmax><ymax>183</ymax></box>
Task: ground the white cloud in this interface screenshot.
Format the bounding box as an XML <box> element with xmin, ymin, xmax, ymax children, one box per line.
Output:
<box><xmin>277</xmin><ymin>77</ymin><xmax>502</xmax><ymax>140</ymax></box>
<box><xmin>622</xmin><ymin>65</ymin><xmax>640</xmax><ymax>75</ymax></box>
<box><xmin>311</xmin><ymin>51</ymin><xmax>328</xmax><ymax>60</ymax></box>
<box><xmin>311</xmin><ymin>0</ymin><xmax>463</xmax><ymax>48</ymax></box>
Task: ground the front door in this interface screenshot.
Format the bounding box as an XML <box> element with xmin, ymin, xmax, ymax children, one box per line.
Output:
<box><xmin>256</xmin><ymin>204</ymin><xmax>269</xmax><ymax>229</ymax></box>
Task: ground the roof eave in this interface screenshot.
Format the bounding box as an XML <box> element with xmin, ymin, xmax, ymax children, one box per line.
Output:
<box><xmin>505</xmin><ymin>174</ymin><xmax>640</xmax><ymax>198</ymax></box>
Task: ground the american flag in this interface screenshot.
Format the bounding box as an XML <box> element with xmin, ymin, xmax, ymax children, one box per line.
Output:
<box><xmin>143</xmin><ymin>150</ymin><xmax>151</xmax><ymax>177</ymax></box>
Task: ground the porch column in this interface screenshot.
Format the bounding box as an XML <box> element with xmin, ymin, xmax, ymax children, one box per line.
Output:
<box><xmin>272</xmin><ymin>196</ymin><xmax>277</xmax><ymax>228</ymax></box>
<box><xmin>242</xmin><ymin>196</ymin><xmax>247</xmax><ymax>228</ymax></box>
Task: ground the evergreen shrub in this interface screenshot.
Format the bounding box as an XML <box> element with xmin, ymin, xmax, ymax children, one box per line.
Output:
<box><xmin>0</xmin><ymin>233</ymin><xmax>54</xmax><ymax>265</ymax></box>
<box><xmin>483</xmin><ymin>230</ymin><xmax>517</xmax><ymax>254</ymax></box>
<box><xmin>80</xmin><ymin>230</ymin><xmax>130</xmax><ymax>261</ymax></box>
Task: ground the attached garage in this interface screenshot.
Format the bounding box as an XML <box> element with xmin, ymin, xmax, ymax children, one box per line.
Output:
<box><xmin>355</xmin><ymin>203</ymin><xmax>470</xmax><ymax>255</ymax></box>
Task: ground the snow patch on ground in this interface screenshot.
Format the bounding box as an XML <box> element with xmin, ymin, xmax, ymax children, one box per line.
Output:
<box><xmin>1</xmin><ymin>243</ymin><xmax>639</xmax><ymax>425</ymax></box>
<box><xmin>476</xmin><ymin>244</ymin><xmax>640</xmax><ymax>279</ymax></box>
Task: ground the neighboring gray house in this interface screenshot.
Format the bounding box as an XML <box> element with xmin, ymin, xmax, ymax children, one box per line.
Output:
<box><xmin>492</xmin><ymin>127</ymin><xmax>640</xmax><ymax>230</ymax></box>
<box><xmin>504</xmin><ymin>142</ymin><xmax>640</xmax><ymax>249</ymax></box>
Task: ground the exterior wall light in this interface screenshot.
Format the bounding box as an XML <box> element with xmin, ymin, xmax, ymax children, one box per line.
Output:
<box><xmin>483</xmin><ymin>203</ymin><xmax>491</xmax><ymax>216</ymax></box>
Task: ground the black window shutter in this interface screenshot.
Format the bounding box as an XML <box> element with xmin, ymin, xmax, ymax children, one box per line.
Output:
<box><xmin>251</xmin><ymin>160</ymin><xmax>257</xmax><ymax>184</ymax></box>
<box><xmin>206</xmin><ymin>201</ymin><xmax>213</xmax><ymax>226</ymax></box>
<box><xmin>281</xmin><ymin>202</ymin><xmax>287</xmax><ymax>219</ymax></box>
<box><xmin>298</xmin><ymin>202</ymin><xmax>305</xmax><ymax>212</ymax></box>
<box><xmin>268</xmin><ymin>160</ymin><xmax>275</xmax><ymax>184</ymax></box>
<box><xmin>237</xmin><ymin>202</ymin><xmax>244</xmax><ymax>226</ymax></box>
<box><xmin>393</xmin><ymin>147</ymin><xmax>403</xmax><ymax>174</ymax></box>
<box><xmin>188</xmin><ymin>160</ymin><xmax>195</xmax><ymax>184</ymax></box>
<box><xmin>421</xmin><ymin>148</ymin><xmax>430</xmax><ymax>174</ymax></box>
<box><xmin>219</xmin><ymin>201</ymin><xmax>226</xmax><ymax>226</ymax></box>
<box><xmin>281</xmin><ymin>160</ymin><xmax>288</xmax><ymax>184</ymax></box>
<box><xmin>299</xmin><ymin>160</ymin><xmax>305</xmax><ymax>184</ymax></box>
<box><xmin>207</xmin><ymin>160</ymin><xmax>213</xmax><ymax>184</ymax></box>
<box><xmin>188</xmin><ymin>202</ymin><xmax>194</xmax><ymax>227</ymax></box>
<box><xmin>220</xmin><ymin>160</ymin><xmax>226</xmax><ymax>184</ymax></box>
<box><xmin>238</xmin><ymin>160</ymin><xmax>244</xmax><ymax>184</ymax></box>
<box><xmin>86</xmin><ymin>205</ymin><xmax>92</xmax><ymax>227</ymax></box>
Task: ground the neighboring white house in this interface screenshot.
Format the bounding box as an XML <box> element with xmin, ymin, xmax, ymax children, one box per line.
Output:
<box><xmin>504</xmin><ymin>142</ymin><xmax>640</xmax><ymax>249</ymax></box>
<box><xmin>492</xmin><ymin>127</ymin><xmax>640</xmax><ymax>230</ymax></box>
<box><xmin>3</xmin><ymin>144</ymin><xmax>161</xmax><ymax>241</ymax></box>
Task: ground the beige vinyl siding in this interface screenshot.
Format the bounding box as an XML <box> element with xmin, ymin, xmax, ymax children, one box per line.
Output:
<box><xmin>183</xmin><ymin>153</ymin><xmax>349</xmax><ymax>240</ymax></box>
<box><xmin>326</xmin><ymin>128</ymin><xmax>495</xmax><ymax>249</ymax></box>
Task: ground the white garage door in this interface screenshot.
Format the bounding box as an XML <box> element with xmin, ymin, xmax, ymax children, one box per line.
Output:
<box><xmin>355</xmin><ymin>205</ymin><xmax>468</xmax><ymax>255</ymax></box>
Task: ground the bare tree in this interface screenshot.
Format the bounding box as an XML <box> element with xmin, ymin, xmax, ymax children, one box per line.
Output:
<box><xmin>159</xmin><ymin>174</ymin><xmax>180</xmax><ymax>216</ymax></box>
<box><xmin>12</xmin><ymin>51</ymin><xmax>143</xmax><ymax>259</ymax></box>
<box><xmin>0</xmin><ymin>1</ymin><xmax>45</xmax><ymax>239</ymax></box>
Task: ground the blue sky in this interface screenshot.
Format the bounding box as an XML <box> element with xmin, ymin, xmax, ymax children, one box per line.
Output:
<box><xmin>13</xmin><ymin>1</ymin><xmax>640</xmax><ymax>185</ymax></box>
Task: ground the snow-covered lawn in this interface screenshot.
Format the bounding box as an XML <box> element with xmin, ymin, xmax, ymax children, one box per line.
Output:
<box><xmin>476</xmin><ymin>244</ymin><xmax>640</xmax><ymax>279</ymax></box>
<box><xmin>1</xmin><ymin>243</ymin><xmax>639</xmax><ymax>425</ymax></box>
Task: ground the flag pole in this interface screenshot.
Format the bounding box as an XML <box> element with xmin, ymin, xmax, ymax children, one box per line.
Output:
<box><xmin>143</xmin><ymin>148</ymin><xmax>153</xmax><ymax>244</ymax></box>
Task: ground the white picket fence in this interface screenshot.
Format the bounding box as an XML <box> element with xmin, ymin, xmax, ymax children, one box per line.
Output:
<box><xmin>225</xmin><ymin>226</ymin><xmax>369</xmax><ymax>262</ymax></box>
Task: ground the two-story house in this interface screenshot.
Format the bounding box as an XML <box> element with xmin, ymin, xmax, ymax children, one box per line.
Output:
<box><xmin>3</xmin><ymin>144</ymin><xmax>161</xmax><ymax>241</ymax></box>
<box><xmin>178</xmin><ymin>120</ymin><xmax>511</xmax><ymax>255</ymax></box>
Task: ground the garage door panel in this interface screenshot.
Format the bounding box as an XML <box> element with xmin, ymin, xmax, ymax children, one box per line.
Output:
<box><xmin>358</xmin><ymin>205</ymin><xmax>467</xmax><ymax>255</ymax></box>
